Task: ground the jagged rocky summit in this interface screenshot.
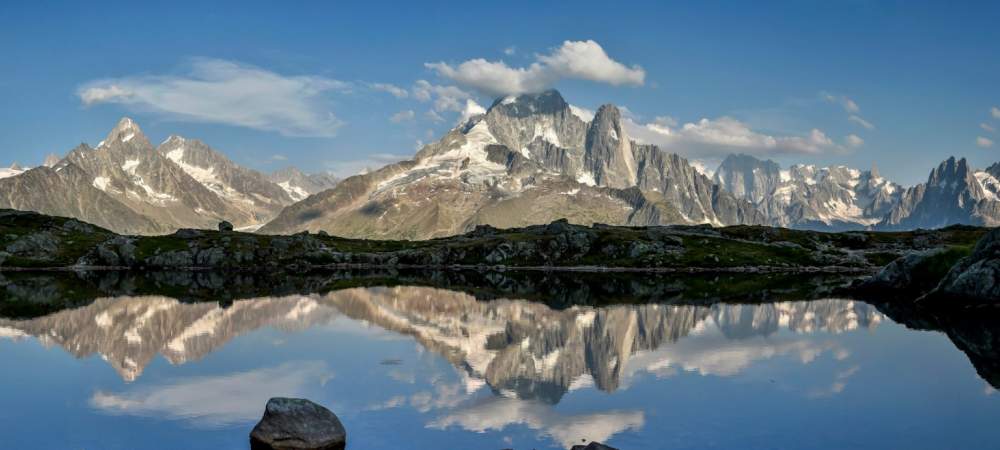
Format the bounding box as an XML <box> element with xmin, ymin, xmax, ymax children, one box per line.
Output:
<box><xmin>260</xmin><ymin>90</ymin><xmax>764</xmax><ymax>239</ymax></box>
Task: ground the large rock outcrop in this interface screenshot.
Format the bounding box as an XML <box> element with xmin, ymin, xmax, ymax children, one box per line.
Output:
<box><xmin>928</xmin><ymin>228</ymin><xmax>1000</xmax><ymax>304</ymax></box>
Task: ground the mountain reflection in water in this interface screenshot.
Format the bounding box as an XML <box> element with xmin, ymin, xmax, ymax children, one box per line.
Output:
<box><xmin>2</xmin><ymin>281</ymin><xmax>999</xmax><ymax>450</ymax></box>
<box><xmin>0</xmin><ymin>287</ymin><xmax>879</xmax><ymax>391</ymax></box>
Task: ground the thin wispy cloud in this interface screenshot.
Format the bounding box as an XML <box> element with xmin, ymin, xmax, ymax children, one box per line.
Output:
<box><xmin>992</xmin><ymin>106</ymin><xmax>1000</xmax><ymax>119</ymax></box>
<box><xmin>78</xmin><ymin>58</ymin><xmax>349</xmax><ymax>137</ymax></box>
<box><xmin>389</xmin><ymin>109</ymin><xmax>415</xmax><ymax>123</ymax></box>
<box><xmin>978</xmin><ymin>136</ymin><xmax>995</xmax><ymax>148</ymax></box>
<box><xmin>823</xmin><ymin>92</ymin><xmax>874</xmax><ymax>131</ymax></box>
<box><xmin>371</xmin><ymin>82</ymin><xmax>409</xmax><ymax>99</ymax></box>
<box><xmin>823</xmin><ymin>93</ymin><xmax>860</xmax><ymax>114</ymax></box>
<box><xmin>426</xmin><ymin>40</ymin><xmax>645</xmax><ymax>96</ymax></box>
<box><xmin>324</xmin><ymin>153</ymin><xmax>410</xmax><ymax>178</ymax></box>
<box><xmin>848</xmin><ymin>115</ymin><xmax>875</xmax><ymax>130</ymax></box>
<box><xmin>626</xmin><ymin>115</ymin><xmax>858</xmax><ymax>158</ymax></box>
<box><xmin>982</xmin><ymin>123</ymin><xmax>996</xmax><ymax>133</ymax></box>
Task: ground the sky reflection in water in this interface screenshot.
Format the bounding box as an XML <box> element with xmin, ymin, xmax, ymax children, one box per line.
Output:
<box><xmin>1</xmin><ymin>286</ymin><xmax>998</xmax><ymax>450</ymax></box>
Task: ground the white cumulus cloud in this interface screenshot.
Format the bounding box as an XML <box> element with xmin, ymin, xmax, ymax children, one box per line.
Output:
<box><xmin>78</xmin><ymin>58</ymin><xmax>349</xmax><ymax>137</ymax></box>
<box><xmin>458</xmin><ymin>99</ymin><xmax>486</xmax><ymax>123</ymax></box>
<box><xmin>412</xmin><ymin>80</ymin><xmax>473</xmax><ymax>112</ymax></box>
<box><xmin>426</xmin><ymin>40</ymin><xmax>645</xmax><ymax>96</ymax></box>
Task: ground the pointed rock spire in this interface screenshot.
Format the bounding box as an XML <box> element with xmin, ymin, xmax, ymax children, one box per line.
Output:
<box><xmin>583</xmin><ymin>104</ymin><xmax>637</xmax><ymax>188</ymax></box>
<box><xmin>103</xmin><ymin>117</ymin><xmax>151</xmax><ymax>148</ymax></box>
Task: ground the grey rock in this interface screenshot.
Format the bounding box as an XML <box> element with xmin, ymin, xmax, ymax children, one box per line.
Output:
<box><xmin>250</xmin><ymin>397</ymin><xmax>346</xmax><ymax>450</ymax></box>
<box><xmin>5</xmin><ymin>231</ymin><xmax>58</xmax><ymax>257</ymax></box>
<box><xmin>174</xmin><ymin>229</ymin><xmax>203</xmax><ymax>239</ymax></box>
<box><xmin>929</xmin><ymin>228</ymin><xmax>1000</xmax><ymax>303</ymax></box>
<box><xmin>862</xmin><ymin>248</ymin><xmax>947</xmax><ymax>291</ymax></box>
<box><xmin>585</xmin><ymin>104</ymin><xmax>637</xmax><ymax>189</ymax></box>
<box><xmin>880</xmin><ymin>157</ymin><xmax>1000</xmax><ymax>230</ymax></box>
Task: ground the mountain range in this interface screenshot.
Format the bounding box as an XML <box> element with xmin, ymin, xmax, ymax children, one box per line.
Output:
<box><xmin>0</xmin><ymin>118</ymin><xmax>336</xmax><ymax>234</ymax></box>
<box><xmin>2</xmin><ymin>90</ymin><xmax>998</xmax><ymax>237</ymax></box>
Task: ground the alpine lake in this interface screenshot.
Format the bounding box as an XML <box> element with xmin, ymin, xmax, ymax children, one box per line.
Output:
<box><xmin>1</xmin><ymin>269</ymin><xmax>998</xmax><ymax>450</ymax></box>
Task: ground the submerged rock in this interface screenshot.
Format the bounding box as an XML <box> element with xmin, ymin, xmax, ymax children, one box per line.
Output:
<box><xmin>250</xmin><ymin>397</ymin><xmax>346</xmax><ymax>450</ymax></box>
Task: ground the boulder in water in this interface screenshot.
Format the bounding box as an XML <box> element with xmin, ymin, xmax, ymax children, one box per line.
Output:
<box><xmin>250</xmin><ymin>397</ymin><xmax>346</xmax><ymax>450</ymax></box>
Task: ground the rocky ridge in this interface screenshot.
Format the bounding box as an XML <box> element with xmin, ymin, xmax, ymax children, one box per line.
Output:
<box><xmin>0</xmin><ymin>118</ymin><xmax>336</xmax><ymax>235</ymax></box>
<box><xmin>259</xmin><ymin>90</ymin><xmax>764</xmax><ymax>239</ymax></box>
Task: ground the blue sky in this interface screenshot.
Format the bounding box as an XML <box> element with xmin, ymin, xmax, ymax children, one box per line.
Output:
<box><xmin>1</xmin><ymin>0</ymin><xmax>998</xmax><ymax>185</ymax></box>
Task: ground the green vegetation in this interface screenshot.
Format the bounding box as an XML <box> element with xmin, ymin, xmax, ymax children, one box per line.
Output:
<box><xmin>0</xmin><ymin>209</ymin><xmax>991</xmax><ymax>273</ymax></box>
<box><xmin>907</xmin><ymin>245</ymin><xmax>973</xmax><ymax>291</ymax></box>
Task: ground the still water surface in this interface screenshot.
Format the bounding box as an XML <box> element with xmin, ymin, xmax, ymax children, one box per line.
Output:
<box><xmin>0</xmin><ymin>273</ymin><xmax>998</xmax><ymax>449</ymax></box>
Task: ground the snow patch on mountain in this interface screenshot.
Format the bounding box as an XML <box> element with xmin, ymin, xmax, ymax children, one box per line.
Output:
<box><xmin>0</xmin><ymin>165</ymin><xmax>26</xmax><ymax>180</ymax></box>
<box><xmin>975</xmin><ymin>171</ymin><xmax>1000</xmax><ymax>201</ymax></box>
<box><xmin>278</xmin><ymin>181</ymin><xmax>310</xmax><ymax>201</ymax></box>
<box><xmin>92</xmin><ymin>176</ymin><xmax>111</xmax><ymax>192</ymax></box>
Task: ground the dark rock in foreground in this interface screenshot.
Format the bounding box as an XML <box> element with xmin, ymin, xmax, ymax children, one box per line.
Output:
<box><xmin>927</xmin><ymin>227</ymin><xmax>1000</xmax><ymax>304</ymax></box>
<box><xmin>250</xmin><ymin>397</ymin><xmax>346</xmax><ymax>450</ymax></box>
<box><xmin>218</xmin><ymin>220</ymin><xmax>234</xmax><ymax>232</ymax></box>
<box><xmin>571</xmin><ymin>442</ymin><xmax>619</xmax><ymax>450</ymax></box>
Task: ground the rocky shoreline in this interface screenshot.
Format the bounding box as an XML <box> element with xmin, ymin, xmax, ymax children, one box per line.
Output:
<box><xmin>2</xmin><ymin>208</ymin><xmax>997</xmax><ymax>305</ymax></box>
<box><xmin>0</xmin><ymin>209</ymin><xmax>986</xmax><ymax>273</ymax></box>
